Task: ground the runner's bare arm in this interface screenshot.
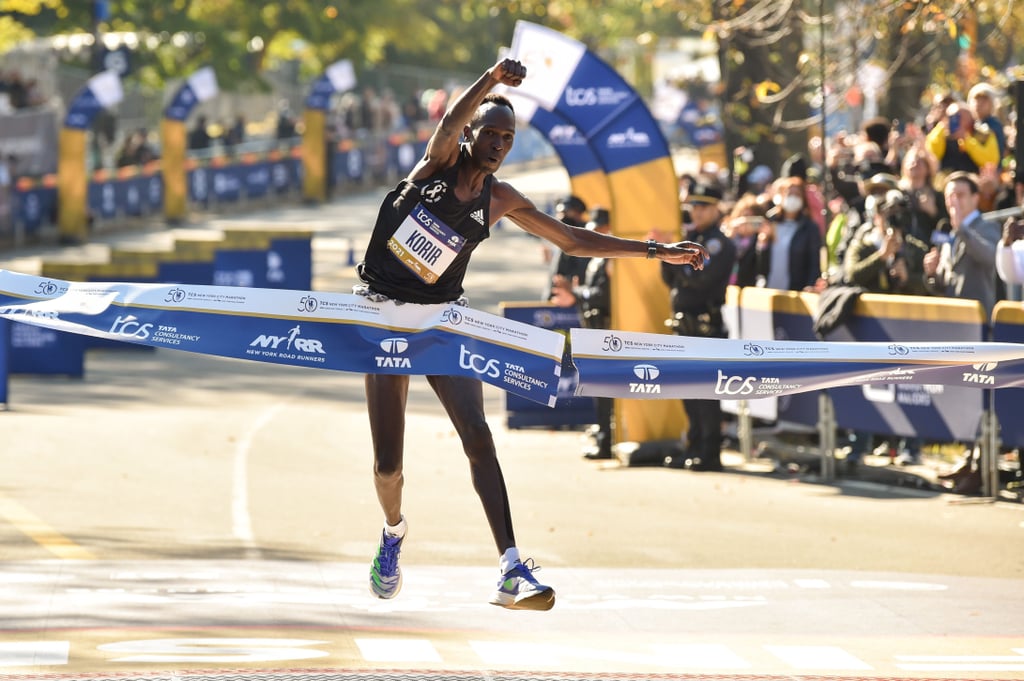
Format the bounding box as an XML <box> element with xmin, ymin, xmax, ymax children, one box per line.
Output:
<box><xmin>492</xmin><ymin>181</ymin><xmax>708</xmax><ymax>268</ymax></box>
<box><xmin>411</xmin><ymin>59</ymin><xmax>527</xmax><ymax>181</ymax></box>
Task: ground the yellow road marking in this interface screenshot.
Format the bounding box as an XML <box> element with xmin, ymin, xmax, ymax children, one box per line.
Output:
<box><xmin>0</xmin><ymin>494</ymin><xmax>96</xmax><ymax>560</ymax></box>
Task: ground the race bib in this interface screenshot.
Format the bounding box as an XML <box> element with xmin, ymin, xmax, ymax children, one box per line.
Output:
<box><xmin>387</xmin><ymin>203</ymin><xmax>466</xmax><ymax>284</ymax></box>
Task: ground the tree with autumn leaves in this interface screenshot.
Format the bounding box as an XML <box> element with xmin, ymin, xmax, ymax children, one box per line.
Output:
<box><xmin>2</xmin><ymin>0</ymin><xmax>1023</xmax><ymax>173</ymax></box>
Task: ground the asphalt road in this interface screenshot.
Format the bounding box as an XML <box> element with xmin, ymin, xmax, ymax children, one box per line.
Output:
<box><xmin>0</xmin><ymin>164</ymin><xmax>1022</xmax><ymax>680</ymax></box>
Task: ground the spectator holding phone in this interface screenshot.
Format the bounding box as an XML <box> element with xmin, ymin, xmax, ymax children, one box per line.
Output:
<box><xmin>925</xmin><ymin>101</ymin><xmax>999</xmax><ymax>175</ymax></box>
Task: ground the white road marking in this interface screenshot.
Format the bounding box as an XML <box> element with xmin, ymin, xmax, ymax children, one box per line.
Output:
<box><xmin>896</xmin><ymin>649</ymin><xmax>1024</xmax><ymax>672</ymax></box>
<box><xmin>0</xmin><ymin>641</ymin><xmax>69</xmax><ymax>667</ymax></box>
<box><xmin>850</xmin><ymin>579</ymin><xmax>948</xmax><ymax>591</ymax></box>
<box><xmin>354</xmin><ymin>638</ymin><xmax>442</xmax><ymax>663</ymax></box>
<box><xmin>764</xmin><ymin>644</ymin><xmax>872</xmax><ymax>670</ymax></box>
<box><xmin>470</xmin><ymin>641</ymin><xmax>561</xmax><ymax>666</ymax></box>
<box><xmin>652</xmin><ymin>643</ymin><xmax>751</xmax><ymax>668</ymax></box>
<box><xmin>233</xmin><ymin>401</ymin><xmax>291</xmax><ymax>559</ymax></box>
<box><xmin>792</xmin><ymin>578</ymin><xmax>831</xmax><ymax>588</ymax></box>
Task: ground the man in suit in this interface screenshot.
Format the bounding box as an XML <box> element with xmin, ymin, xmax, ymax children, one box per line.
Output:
<box><xmin>923</xmin><ymin>171</ymin><xmax>1001</xmax><ymax>318</ymax></box>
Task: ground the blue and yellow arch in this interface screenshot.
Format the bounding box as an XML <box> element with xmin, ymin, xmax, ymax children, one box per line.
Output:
<box><xmin>507</xmin><ymin>22</ymin><xmax>685</xmax><ymax>444</ymax></box>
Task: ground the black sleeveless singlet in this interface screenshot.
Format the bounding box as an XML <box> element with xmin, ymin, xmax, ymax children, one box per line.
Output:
<box><xmin>357</xmin><ymin>147</ymin><xmax>493</xmax><ymax>304</ymax></box>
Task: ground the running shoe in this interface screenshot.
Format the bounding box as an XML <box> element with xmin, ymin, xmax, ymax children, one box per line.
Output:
<box><xmin>369</xmin><ymin>529</ymin><xmax>404</xmax><ymax>599</ymax></box>
<box><xmin>489</xmin><ymin>558</ymin><xmax>555</xmax><ymax>611</ymax></box>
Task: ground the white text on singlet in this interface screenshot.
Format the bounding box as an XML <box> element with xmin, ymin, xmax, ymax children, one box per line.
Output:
<box><xmin>387</xmin><ymin>203</ymin><xmax>466</xmax><ymax>284</ymax></box>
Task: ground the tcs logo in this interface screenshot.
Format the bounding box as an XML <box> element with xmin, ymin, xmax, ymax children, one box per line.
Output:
<box><xmin>110</xmin><ymin>314</ymin><xmax>153</xmax><ymax>340</ymax></box>
<box><xmin>714</xmin><ymin>369</ymin><xmax>756</xmax><ymax>396</ymax></box>
<box><xmin>459</xmin><ymin>345</ymin><xmax>500</xmax><ymax>379</ymax></box>
<box><xmin>565</xmin><ymin>87</ymin><xmax>597</xmax><ymax>106</ymax></box>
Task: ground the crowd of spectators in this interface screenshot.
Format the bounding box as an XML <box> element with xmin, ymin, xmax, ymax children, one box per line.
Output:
<box><xmin>662</xmin><ymin>77</ymin><xmax>1022</xmax><ymax>492</ymax></box>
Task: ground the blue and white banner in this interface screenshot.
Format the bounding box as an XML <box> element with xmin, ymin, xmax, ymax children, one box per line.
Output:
<box><xmin>164</xmin><ymin>66</ymin><xmax>219</xmax><ymax>121</ymax></box>
<box><xmin>0</xmin><ymin>271</ymin><xmax>565</xmax><ymax>406</ymax></box>
<box><xmin>570</xmin><ymin>329</ymin><xmax>1024</xmax><ymax>400</ymax></box>
<box><xmin>306</xmin><ymin>60</ymin><xmax>356</xmax><ymax>111</ymax></box>
<box><xmin>64</xmin><ymin>70</ymin><xmax>124</xmax><ymax>130</ymax></box>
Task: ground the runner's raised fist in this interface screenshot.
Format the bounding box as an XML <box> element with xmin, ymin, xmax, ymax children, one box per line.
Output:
<box><xmin>492</xmin><ymin>59</ymin><xmax>526</xmax><ymax>87</ymax></box>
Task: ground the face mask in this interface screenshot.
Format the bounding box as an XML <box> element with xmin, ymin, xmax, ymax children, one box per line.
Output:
<box><xmin>782</xmin><ymin>195</ymin><xmax>803</xmax><ymax>214</ymax></box>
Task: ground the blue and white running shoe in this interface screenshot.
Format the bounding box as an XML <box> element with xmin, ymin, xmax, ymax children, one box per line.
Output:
<box><xmin>369</xmin><ymin>529</ymin><xmax>404</xmax><ymax>599</ymax></box>
<box><xmin>489</xmin><ymin>558</ymin><xmax>555</xmax><ymax>611</ymax></box>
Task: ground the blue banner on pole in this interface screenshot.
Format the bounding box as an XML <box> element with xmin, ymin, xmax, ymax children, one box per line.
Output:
<box><xmin>8</xmin><ymin>322</ymin><xmax>86</xmax><ymax>377</ymax></box>
<box><xmin>212</xmin><ymin>237</ymin><xmax>311</xmax><ymax>291</ymax></box>
<box><xmin>243</xmin><ymin>162</ymin><xmax>271</xmax><ymax>199</ymax></box>
<box><xmin>14</xmin><ymin>187</ymin><xmax>57</xmax><ymax>235</ymax></box>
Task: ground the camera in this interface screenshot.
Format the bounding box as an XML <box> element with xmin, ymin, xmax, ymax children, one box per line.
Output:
<box><xmin>948</xmin><ymin>111</ymin><xmax>961</xmax><ymax>133</ymax></box>
<box><xmin>880</xmin><ymin>190</ymin><xmax>912</xmax><ymax>232</ymax></box>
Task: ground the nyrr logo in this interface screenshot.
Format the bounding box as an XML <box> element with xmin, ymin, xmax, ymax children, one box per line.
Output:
<box><xmin>888</xmin><ymin>344</ymin><xmax>910</xmax><ymax>356</ymax></box>
<box><xmin>963</xmin><ymin>361</ymin><xmax>997</xmax><ymax>385</ymax></box>
<box><xmin>607</xmin><ymin>127</ymin><xmax>651</xmax><ymax>148</ymax></box>
<box><xmin>376</xmin><ymin>337</ymin><xmax>411</xmax><ymax>368</ymax></box>
<box><xmin>459</xmin><ymin>345</ymin><xmax>500</xmax><ymax>378</ymax></box>
<box><xmin>165</xmin><ymin>287</ymin><xmax>187</xmax><ymax>304</ymax></box>
<box><xmin>249</xmin><ymin>325</ymin><xmax>325</xmax><ymax>354</ymax></box>
<box><xmin>549</xmin><ymin>125</ymin><xmax>585</xmax><ymax>145</ymax></box>
<box><xmin>298</xmin><ymin>295</ymin><xmax>319</xmax><ymax>313</ymax></box>
<box><xmin>110</xmin><ymin>314</ymin><xmax>153</xmax><ymax>340</ymax></box>
<box><xmin>714</xmin><ymin>369</ymin><xmax>756</xmax><ymax>396</ymax></box>
<box><xmin>630</xmin><ymin>364</ymin><xmax>661</xmax><ymax>393</ymax></box>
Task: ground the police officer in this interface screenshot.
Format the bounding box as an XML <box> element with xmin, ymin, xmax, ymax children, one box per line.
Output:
<box><xmin>551</xmin><ymin>208</ymin><xmax>614</xmax><ymax>459</ymax></box>
<box><xmin>661</xmin><ymin>182</ymin><xmax>737</xmax><ymax>471</ymax></box>
<box><xmin>544</xmin><ymin>195</ymin><xmax>590</xmax><ymax>300</ymax></box>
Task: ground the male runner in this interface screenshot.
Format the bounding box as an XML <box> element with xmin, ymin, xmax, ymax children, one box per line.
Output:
<box><xmin>357</xmin><ymin>57</ymin><xmax>708</xmax><ymax>611</ymax></box>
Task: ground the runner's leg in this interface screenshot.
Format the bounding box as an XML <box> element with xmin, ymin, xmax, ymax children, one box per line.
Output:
<box><xmin>365</xmin><ymin>373</ymin><xmax>409</xmax><ymax>526</ymax></box>
<box><xmin>427</xmin><ymin>374</ymin><xmax>515</xmax><ymax>553</ymax></box>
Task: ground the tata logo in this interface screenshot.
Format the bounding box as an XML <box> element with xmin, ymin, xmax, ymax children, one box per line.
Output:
<box><xmin>165</xmin><ymin>287</ymin><xmax>187</xmax><ymax>304</ymax></box>
<box><xmin>963</xmin><ymin>361</ymin><xmax>997</xmax><ymax>385</ymax></box>
<box><xmin>714</xmin><ymin>369</ymin><xmax>756</xmax><ymax>396</ymax></box>
<box><xmin>565</xmin><ymin>87</ymin><xmax>597</xmax><ymax>106</ymax></box>
<box><xmin>109</xmin><ymin>314</ymin><xmax>153</xmax><ymax>340</ymax></box>
<box><xmin>888</xmin><ymin>344</ymin><xmax>910</xmax><ymax>356</ymax></box>
<box><xmin>441</xmin><ymin>307</ymin><xmax>463</xmax><ymax>325</ymax></box>
<box><xmin>743</xmin><ymin>343</ymin><xmax>765</xmax><ymax>357</ymax></box>
<box><xmin>298</xmin><ymin>295</ymin><xmax>319</xmax><ymax>313</ymax></box>
<box><xmin>633</xmin><ymin>364</ymin><xmax>660</xmax><ymax>381</ymax></box>
<box><xmin>629</xmin><ymin>364</ymin><xmax>661</xmax><ymax>394</ymax></box>
<box><xmin>459</xmin><ymin>345</ymin><xmax>500</xmax><ymax>378</ymax></box>
<box><xmin>376</xmin><ymin>337</ymin><xmax>411</xmax><ymax>368</ymax></box>
<box><xmin>379</xmin><ymin>337</ymin><xmax>409</xmax><ymax>354</ymax></box>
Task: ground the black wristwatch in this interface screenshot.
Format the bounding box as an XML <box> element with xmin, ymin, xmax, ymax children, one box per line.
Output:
<box><xmin>646</xmin><ymin>239</ymin><xmax>658</xmax><ymax>259</ymax></box>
